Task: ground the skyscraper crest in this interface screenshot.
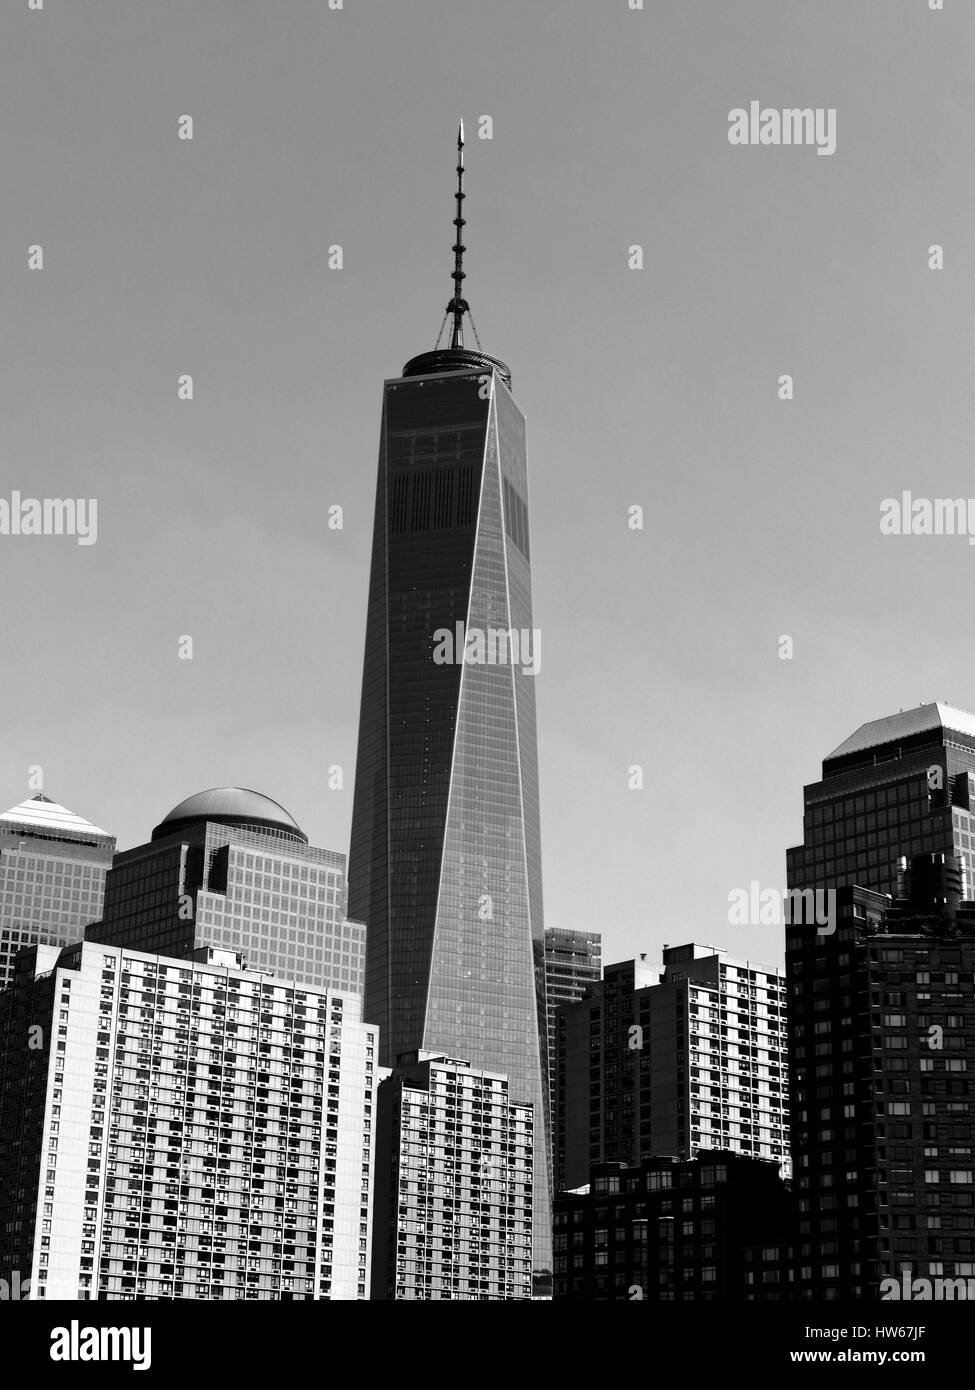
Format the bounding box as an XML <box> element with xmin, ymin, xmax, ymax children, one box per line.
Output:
<box><xmin>402</xmin><ymin>125</ymin><xmax>512</xmax><ymax>388</ymax></box>
<box><xmin>448</xmin><ymin>119</ymin><xmax>468</xmax><ymax>350</ymax></box>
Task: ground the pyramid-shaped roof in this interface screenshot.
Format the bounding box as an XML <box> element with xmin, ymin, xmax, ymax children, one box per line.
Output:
<box><xmin>825</xmin><ymin>703</ymin><xmax>975</xmax><ymax>763</ymax></box>
<box><xmin>0</xmin><ymin>793</ymin><xmax>110</xmax><ymax>841</ymax></box>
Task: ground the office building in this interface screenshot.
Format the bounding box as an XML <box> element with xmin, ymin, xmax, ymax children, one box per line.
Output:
<box><xmin>786</xmin><ymin>704</ymin><xmax>975</xmax><ymax>1298</ymax></box>
<box><xmin>348</xmin><ymin>127</ymin><xmax>551</xmax><ymax>1279</ymax></box>
<box><xmin>786</xmin><ymin>702</ymin><xmax>975</xmax><ymax>898</ymax></box>
<box><xmin>371</xmin><ymin>1054</ymin><xmax>533</xmax><ymax>1301</ymax></box>
<box><xmin>0</xmin><ymin>939</ymin><xmax>376</xmax><ymax>1300</ymax></box>
<box><xmin>85</xmin><ymin>787</ymin><xmax>363</xmax><ymax>995</ymax></box>
<box><xmin>0</xmin><ymin>794</ymin><xmax>115</xmax><ymax>991</ymax></box>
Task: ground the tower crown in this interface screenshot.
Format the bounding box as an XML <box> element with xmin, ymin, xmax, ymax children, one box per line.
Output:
<box><xmin>403</xmin><ymin>122</ymin><xmax>511</xmax><ymax>389</ymax></box>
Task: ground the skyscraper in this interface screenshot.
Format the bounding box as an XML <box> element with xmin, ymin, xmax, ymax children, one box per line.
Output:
<box><xmin>0</xmin><ymin>794</ymin><xmax>115</xmax><ymax>991</ymax></box>
<box><xmin>85</xmin><ymin>787</ymin><xmax>364</xmax><ymax>996</ymax></box>
<box><xmin>785</xmin><ymin>702</ymin><xmax>975</xmax><ymax>897</ymax></box>
<box><xmin>786</xmin><ymin>704</ymin><xmax>975</xmax><ymax>1299</ymax></box>
<box><xmin>348</xmin><ymin>126</ymin><xmax>551</xmax><ymax>1281</ymax></box>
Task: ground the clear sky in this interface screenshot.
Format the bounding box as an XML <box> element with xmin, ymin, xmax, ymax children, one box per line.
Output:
<box><xmin>1</xmin><ymin>0</ymin><xmax>972</xmax><ymax>970</ymax></box>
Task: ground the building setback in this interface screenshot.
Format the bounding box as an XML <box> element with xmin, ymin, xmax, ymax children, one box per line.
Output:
<box><xmin>371</xmin><ymin>1055</ymin><xmax>534</xmax><ymax>1301</ymax></box>
<box><xmin>84</xmin><ymin>787</ymin><xmax>363</xmax><ymax>997</ymax></box>
<box><xmin>348</xmin><ymin>128</ymin><xmax>551</xmax><ymax>1281</ymax></box>
<box><xmin>786</xmin><ymin>704</ymin><xmax>975</xmax><ymax>1299</ymax></box>
<box><xmin>0</xmin><ymin>940</ymin><xmax>376</xmax><ymax>1300</ymax></box>
<box><xmin>553</xmin><ymin>1153</ymin><xmax>794</xmax><ymax>1301</ymax></box>
<box><xmin>0</xmin><ymin>794</ymin><xmax>115</xmax><ymax>992</ymax></box>
<box><xmin>556</xmin><ymin>946</ymin><xmax>789</xmax><ymax>1192</ymax></box>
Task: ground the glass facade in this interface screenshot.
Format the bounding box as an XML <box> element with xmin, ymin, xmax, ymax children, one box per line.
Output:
<box><xmin>86</xmin><ymin>817</ymin><xmax>362</xmax><ymax>996</ymax></box>
<box><xmin>785</xmin><ymin>704</ymin><xmax>975</xmax><ymax>896</ymax></box>
<box><xmin>349</xmin><ymin>364</ymin><xmax>551</xmax><ymax>1281</ymax></box>
<box><xmin>786</xmin><ymin>706</ymin><xmax>975</xmax><ymax>1299</ymax></box>
<box><xmin>0</xmin><ymin>795</ymin><xmax>115</xmax><ymax>991</ymax></box>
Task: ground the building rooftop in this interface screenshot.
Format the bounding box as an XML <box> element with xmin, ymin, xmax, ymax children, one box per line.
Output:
<box><xmin>825</xmin><ymin>703</ymin><xmax>975</xmax><ymax>763</ymax></box>
<box><xmin>152</xmin><ymin>787</ymin><xmax>307</xmax><ymax>843</ymax></box>
<box><xmin>0</xmin><ymin>793</ymin><xmax>111</xmax><ymax>843</ymax></box>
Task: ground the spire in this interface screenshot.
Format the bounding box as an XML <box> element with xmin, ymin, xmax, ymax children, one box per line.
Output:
<box><xmin>448</xmin><ymin>119</ymin><xmax>468</xmax><ymax>349</ymax></box>
<box><xmin>402</xmin><ymin>124</ymin><xmax>512</xmax><ymax>389</ymax></box>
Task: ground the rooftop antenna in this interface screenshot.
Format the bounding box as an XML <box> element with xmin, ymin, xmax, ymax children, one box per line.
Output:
<box><xmin>448</xmin><ymin>119</ymin><xmax>468</xmax><ymax>349</ymax></box>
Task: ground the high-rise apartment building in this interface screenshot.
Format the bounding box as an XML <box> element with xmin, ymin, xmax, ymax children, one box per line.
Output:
<box><xmin>544</xmin><ymin>927</ymin><xmax>601</xmax><ymax>1168</ymax></box>
<box><xmin>85</xmin><ymin>787</ymin><xmax>363</xmax><ymax>996</ymax></box>
<box><xmin>647</xmin><ymin>945</ymin><xmax>790</xmax><ymax>1175</ymax></box>
<box><xmin>557</xmin><ymin>946</ymin><xmax>789</xmax><ymax>1190</ymax></box>
<box><xmin>0</xmin><ymin>940</ymin><xmax>376</xmax><ymax>1300</ymax></box>
<box><xmin>786</xmin><ymin>704</ymin><xmax>975</xmax><ymax>1300</ymax></box>
<box><xmin>348</xmin><ymin>128</ymin><xmax>551</xmax><ymax>1279</ymax></box>
<box><xmin>0</xmin><ymin>794</ymin><xmax>115</xmax><ymax>991</ymax></box>
<box><xmin>557</xmin><ymin>957</ymin><xmax>658</xmax><ymax>1190</ymax></box>
<box><xmin>371</xmin><ymin>1054</ymin><xmax>534</xmax><ymax>1301</ymax></box>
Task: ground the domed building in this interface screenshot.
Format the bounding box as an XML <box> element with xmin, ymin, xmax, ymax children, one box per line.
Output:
<box><xmin>151</xmin><ymin>787</ymin><xmax>308</xmax><ymax>845</ymax></box>
<box><xmin>85</xmin><ymin>786</ymin><xmax>363</xmax><ymax>995</ymax></box>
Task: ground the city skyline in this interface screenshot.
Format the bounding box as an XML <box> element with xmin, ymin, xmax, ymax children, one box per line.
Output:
<box><xmin>1</xmin><ymin>0</ymin><xmax>972</xmax><ymax>1334</ymax></box>
<box><xmin>3</xmin><ymin>1</ymin><xmax>971</xmax><ymax>977</ymax></box>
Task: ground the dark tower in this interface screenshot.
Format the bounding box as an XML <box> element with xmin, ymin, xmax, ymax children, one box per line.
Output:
<box><xmin>785</xmin><ymin>703</ymin><xmax>975</xmax><ymax>1299</ymax></box>
<box><xmin>348</xmin><ymin>125</ymin><xmax>551</xmax><ymax>1284</ymax></box>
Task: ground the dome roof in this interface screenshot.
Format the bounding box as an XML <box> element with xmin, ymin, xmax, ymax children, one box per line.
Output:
<box><xmin>152</xmin><ymin>787</ymin><xmax>307</xmax><ymax>843</ymax></box>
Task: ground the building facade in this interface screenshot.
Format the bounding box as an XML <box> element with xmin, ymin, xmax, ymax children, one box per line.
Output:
<box><xmin>553</xmin><ymin>1153</ymin><xmax>794</xmax><ymax>1301</ymax></box>
<box><xmin>786</xmin><ymin>705</ymin><xmax>975</xmax><ymax>1299</ymax></box>
<box><xmin>786</xmin><ymin>702</ymin><xmax>975</xmax><ymax>898</ymax></box>
<box><xmin>0</xmin><ymin>794</ymin><xmax>115</xmax><ymax>992</ymax></box>
<box><xmin>371</xmin><ymin>1055</ymin><xmax>534</xmax><ymax>1301</ymax></box>
<box><xmin>348</xmin><ymin>131</ymin><xmax>551</xmax><ymax>1280</ymax></box>
<box><xmin>646</xmin><ymin>945</ymin><xmax>790</xmax><ymax>1176</ymax></box>
<box><xmin>85</xmin><ymin>788</ymin><xmax>363</xmax><ymax>996</ymax></box>
<box><xmin>556</xmin><ymin>946</ymin><xmax>789</xmax><ymax>1191</ymax></box>
<box><xmin>556</xmin><ymin>958</ymin><xmax>658</xmax><ymax>1191</ymax></box>
<box><xmin>545</xmin><ymin>926</ymin><xmax>601</xmax><ymax>1173</ymax></box>
<box><xmin>0</xmin><ymin>940</ymin><xmax>376</xmax><ymax>1300</ymax></box>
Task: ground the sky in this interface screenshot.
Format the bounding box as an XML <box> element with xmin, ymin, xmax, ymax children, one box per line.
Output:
<box><xmin>1</xmin><ymin>0</ymin><xmax>972</xmax><ymax>971</ymax></box>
